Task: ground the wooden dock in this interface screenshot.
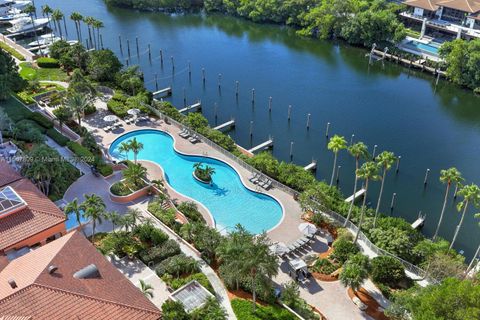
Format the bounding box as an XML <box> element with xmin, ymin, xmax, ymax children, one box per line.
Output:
<box><xmin>304</xmin><ymin>161</ymin><xmax>317</xmax><ymax>171</ymax></box>
<box><xmin>152</xmin><ymin>87</ymin><xmax>172</xmax><ymax>97</ymax></box>
<box><xmin>248</xmin><ymin>138</ymin><xmax>274</xmax><ymax>153</ymax></box>
<box><xmin>371</xmin><ymin>49</ymin><xmax>446</xmax><ymax>77</ymax></box>
<box><xmin>213</xmin><ymin>119</ymin><xmax>235</xmax><ymax>131</ymax></box>
<box><xmin>411</xmin><ymin>215</ymin><xmax>426</xmax><ymax>229</ymax></box>
<box><xmin>179</xmin><ymin>101</ymin><xmax>202</xmax><ymax>113</ymax></box>
<box><xmin>345</xmin><ymin>188</ymin><xmax>366</xmax><ymax>203</ymax></box>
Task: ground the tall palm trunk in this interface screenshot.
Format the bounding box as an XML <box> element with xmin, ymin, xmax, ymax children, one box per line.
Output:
<box><xmin>354</xmin><ymin>179</ymin><xmax>369</xmax><ymax>244</ymax></box>
<box><xmin>373</xmin><ymin>168</ymin><xmax>387</xmax><ymax>227</ymax></box>
<box><xmin>345</xmin><ymin>158</ymin><xmax>359</xmax><ymax>226</ymax></box>
<box><xmin>74</xmin><ymin>22</ymin><xmax>80</xmax><ymax>41</ymax></box>
<box><xmin>330</xmin><ymin>152</ymin><xmax>338</xmax><ymax>186</ymax></box>
<box><xmin>449</xmin><ymin>201</ymin><xmax>468</xmax><ymax>250</ymax></box>
<box><xmin>434</xmin><ymin>182</ymin><xmax>451</xmax><ymax>240</ymax></box>
<box><xmin>78</xmin><ymin>22</ymin><xmax>83</xmax><ymax>42</ymax></box>
<box><xmin>87</xmin><ymin>26</ymin><xmax>93</xmax><ymax>49</ymax></box>
<box><xmin>62</xmin><ymin>16</ymin><xmax>68</xmax><ymax>37</ymax></box>
<box><xmin>467</xmin><ymin>243</ymin><xmax>480</xmax><ymax>274</ymax></box>
<box><xmin>56</xmin><ymin>20</ymin><xmax>63</xmax><ymax>39</ymax></box>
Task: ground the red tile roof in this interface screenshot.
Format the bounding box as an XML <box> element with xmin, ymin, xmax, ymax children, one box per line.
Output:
<box><xmin>0</xmin><ymin>232</ymin><xmax>161</xmax><ymax>320</ymax></box>
<box><xmin>0</xmin><ymin>178</ymin><xmax>66</xmax><ymax>251</ymax></box>
<box><xmin>0</xmin><ymin>162</ymin><xmax>22</xmax><ymax>188</ymax></box>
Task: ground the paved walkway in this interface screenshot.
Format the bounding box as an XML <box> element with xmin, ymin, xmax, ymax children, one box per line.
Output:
<box><xmin>107</xmin><ymin>255</ymin><xmax>169</xmax><ymax>309</ymax></box>
<box><xmin>45</xmin><ymin>137</ymin><xmax>90</xmax><ymax>175</ymax></box>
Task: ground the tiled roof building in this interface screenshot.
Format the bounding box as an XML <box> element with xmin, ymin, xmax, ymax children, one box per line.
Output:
<box><xmin>0</xmin><ymin>231</ymin><xmax>161</xmax><ymax>319</ymax></box>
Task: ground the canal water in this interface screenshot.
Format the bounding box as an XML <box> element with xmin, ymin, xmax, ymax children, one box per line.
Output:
<box><xmin>27</xmin><ymin>0</ymin><xmax>480</xmax><ymax>259</ymax></box>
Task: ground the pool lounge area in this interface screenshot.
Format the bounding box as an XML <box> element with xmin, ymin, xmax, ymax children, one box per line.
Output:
<box><xmin>398</xmin><ymin>37</ymin><xmax>443</xmax><ymax>60</ymax></box>
<box><xmin>65</xmin><ymin>210</ymin><xmax>89</xmax><ymax>231</ymax></box>
<box><xmin>109</xmin><ymin>129</ymin><xmax>284</xmax><ymax>235</ymax></box>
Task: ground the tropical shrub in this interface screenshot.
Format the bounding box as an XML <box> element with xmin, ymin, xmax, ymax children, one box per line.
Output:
<box><xmin>312</xmin><ymin>258</ymin><xmax>338</xmax><ymax>275</ymax></box>
<box><xmin>139</xmin><ymin>239</ymin><xmax>180</xmax><ymax>265</ymax></box>
<box><xmin>330</xmin><ymin>238</ymin><xmax>359</xmax><ymax>264</ymax></box>
<box><xmin>133</xmin><ymin>223</ymin><xmax>169</xmax><ymax>246</ymax></box>
<box><xmin>107</xmin><ymin>98</ymin><xmax>129</xmax><ymax>118</ymax></box>
<box><xmin>370</xmin><ymin>256</ymin><xmax>405</xmax><ymax>287</ymax></box>
<box><xmin>161</xmin><ymin>300</ymin><xmax>190</xmax><ymax>320</ymax></box>
<box><xmin>155</xmin><ymin>253</ymin><xmax>199</xmax><ymax>278</ymax></box>
<box><xmin>13</xmin><ymin>120</ymin><xmax>44</xmax><ymax>143</ymax></box>
<box><xmin>66</xmin><ymin>141</ymin><xmax>95</xmax><ymax>165</ymax></box>
<box><xmin>165</xmin><ymin>272</ymin><xmax>213</xmax><ymax>293</ymax></box>
<box><xmin>231</xmin><ymin>298</ymin><xmax>295</xmax><ymax>320</ymax></box>
<box><xmin>177</xmin><ymin>202</ymin><xmax>205</xmax><ymax>224</ymax></box>
<box><xmin>110</xmin><ymin>181</ymin><xmax>131</xmax><ymax>196</ymax></box>
<box><xmin>46</xmin><ymin>128</ymin><xmax>69</xmax><ymax>146</ymax></box>
<box><xmin>97</xmin><ymin>163</ymin><xmax>114</xmax><ymax>177</ymax></box>
<box><xmin>36</xmin><ymin>57</ymin><xmax>60</xmax><ymax>68</ymax></box>
<box><xmin>28</xmin><ymin>112</ymin><xmax>54</xmax><ymax>129</ymax></box>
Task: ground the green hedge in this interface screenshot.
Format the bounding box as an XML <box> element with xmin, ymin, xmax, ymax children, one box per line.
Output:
<box><xmin>66</xmin><ymin>141</ymin><xmax>95</xmax><ymax>165</ymax></box>
<box><xmin>97</xmin><ymin>163</ymin><xmax>114</xmax><ymax>177</ymax></box>
<box><xmin>0</xmin><ymin>42</ymin><xmax>25</xmax><ymax>61</ymax></box>
<box><xmin>107</xmin><ymin>99</ymin><xmax>128</xmax><ymax>118</ymax></box>
<box><xmin>231</xmin><ymin>299</ymin><xmax>295</xmax><ymax>320</ymax></box>
<box><xmin>36</xmin><ymin>57</ymin><xmax>60</xmax><ymax>68</ymax></box>
<box><xmin>46</xmin><ymin>128</ymin><xmax>69</xmax><ymax>146</ymax></box>
<box><xmin>84</xmin><ymin>104</ymin><xmax>97</xmax><ymax>115</ymax></box>
<box><xmin>28</xmin><ymin>112</ymin><xmax>54</xmax><ymax>129</ymax></box>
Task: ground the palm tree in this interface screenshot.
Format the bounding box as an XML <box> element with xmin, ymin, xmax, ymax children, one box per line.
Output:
<box><xmin>128</xmin><ymin>138</ymin><xmax>144</xmax><ymax>164</ymax></box>
<box><xmin>339</xmin><ymin>254</ymin><xmax>369</xmax><ymax>294</ymax></box>
<box><xmin>449</xmin><ymin>183</ymin><xmax>480</xmax><ymax>250</ymax></box>
<box><xmin>118</xmin><ymin>141</ymin><xmax>131</xmax><ymax>161</ymax></box>
<box><xmin>65</xmin><ymin>93</ymin><xmax>89</xmax><ymax>126</ymax></box>
<box><xmin>70</xmin><ymin>12</ymin><xmax>83</xmax><ymax>42</ymax></box>
<box><xmin>51</xmin><ymin>9</ymin><xmax>64</xmax><ymax>39</ymax></box>
<box><xmin>82</xmin><ymin>194</ymin><xmax>106</xmax><ymax>242</ymax></box>
<box><xmin>328</xmin><ymin>135</ymin><xmax>347</xmax><ymax>186</ymax></box>
<box><xmin>92</xmin><ymin>19</ymin><xmax>104</xmax><ymax>50</ymax></box>
<box><xmin>204</xmin><ymin>165</ymin><xmax>216</xmax><ymax>178</ymax></box>
<box><xmin>373</xmin><ymin>151</ymin><xmax>396</xmax><ymax>227</ymax></box>
<box><xmin>41</xmin><ymin>5</ymin><xmax>53</xmax><ymax>31</ymax></box>
<box><xmin>138</xmin><ymin>279</ymin><xmax>154</xmax><ymax>298</ymax></box>
<box><xmin>123</xmin><ymin>163</ymin><xmax>148</xmax><ymax>189</ymax></box>
<box><xmin>466</xmin><ymin>213</ymin><xmax>480</xmax><ymax>275</ymax></box>
<box><xmin>64</xmin><ymin>198</ymin><xmax>86</xmax><ymax>236</ymax></box>
<box><xmin>126</xmin><ymin>208</ymin><xmax>143</xmax><ymax>228</ymax></box>
<box><xmin>434</xmin><ymin>168</ymin><xmax>463</xmax><ymax>240</ymax></box>
<box><xmin>84</xmin><ymin>16</ymin><xmax>95</xmax><ymax>49</ymax></box>
<box><xmin>22</xmin><ymin>4</ymin><xmax>39</xmax><ymax>47</ymax></box>
<box><xmin>105</xmin><ymin>211</ymin><xmax>121</xmax><ymax>232</ymax></box>
<box><xmin>354</xmin><ymin>161</ymin><xmax>380</xmax><ymax>244</ymax></box>
<box><xmin>345</xmin><ymin>142</ymin><xmax>369</xmax><ymax>227</ymax></box>
<box><xmin>52</xmin><ymin>106</ymin><xmax>72</xmax><ymax>133</ymax></box>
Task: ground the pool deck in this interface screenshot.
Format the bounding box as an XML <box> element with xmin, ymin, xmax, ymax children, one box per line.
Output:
<box><xmin>84</xmin><ymin>102</ymin><xmax>305</xmax><ymax>245</ymax></box>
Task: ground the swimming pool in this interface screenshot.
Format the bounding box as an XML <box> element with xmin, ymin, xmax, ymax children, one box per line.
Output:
<box><xmin>65</xmin><ymin>210</ymin><xmax>89</xmax><ymax>231</ymax></box>
<box><xmin>109</xmin><ymin>129</ymin><xmax>284</xmax><ymax>234</ymax></box>
<box><xmin>405</xmin><ymin>40</ymin><xmax>440</xmax><ymax>56</ymax></box>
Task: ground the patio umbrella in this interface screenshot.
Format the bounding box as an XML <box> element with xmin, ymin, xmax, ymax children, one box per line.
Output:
<box><xmin>103</xmin><ymin>115</ymin><xmax>119</xmax><ymax>122</ymax></box>
<box><xmin>127</xmin><ymin>108</ymin><xmax>141</xmax><ymax>116</ymax></box>
<box><xmin>269</xmin><ymin>242</ymin><xmax>288</xmax><ymax>255</ymax></box>
<box><xmin>298</xmin><ymin>222</ymin><xmax>317</xmax><ymax>236</ymax></box>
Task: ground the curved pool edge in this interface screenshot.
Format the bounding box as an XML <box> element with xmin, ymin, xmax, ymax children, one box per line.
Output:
<box><xmin>107</xmin><ymin>127</ymin><xmax>286</xmax><ymax>235</ymax></box>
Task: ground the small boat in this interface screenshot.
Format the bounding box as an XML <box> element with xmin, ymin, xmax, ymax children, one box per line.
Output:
<box><xmin>6</xmin><ymin>16</ymin><xmax>49</xmax><ymax>34</ymax></box>
<box><xmin>0</xmin><ymin>9</ymin><xmax>27</xmax><ymax>23</ymax></box>
<box><xmin>67</xmin><ymin>40</ymin><xmax>79</xmax><ymax>46</ymax></box>
<box><xmin>0</xmin><ymin>0</ymin><xmax>31</xmax><ymax>16</ymax></box>
<box><xmin>28</xmin><ymin>35</ymin><xmax>60</xmax><ymax>47</ymax></box>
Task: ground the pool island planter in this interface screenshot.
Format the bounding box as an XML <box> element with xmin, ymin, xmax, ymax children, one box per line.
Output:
<box><xmin>109</xmin><ymin>180</ymin><xmax>153</xmax><ymax>203</ymax></box>
<box><xmin>192</xmin><ymin>170</ymin><xmax>212</xmax><ymax>185</ymax></box>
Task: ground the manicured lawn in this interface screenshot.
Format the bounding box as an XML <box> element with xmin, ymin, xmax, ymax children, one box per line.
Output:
<box><xmin>231</xmin><ymin>298</ymin><xmax>296</xmax><ymax>320</ymax></box>
<box><xmin>19</xmin><ymin>62</ymin><xmax>68</xmax><ymax>81</ymax></box>
<box><xmin>15</xmin><ymin>83</ymin><xmax>65</xmax><ymax>105</ymax></box>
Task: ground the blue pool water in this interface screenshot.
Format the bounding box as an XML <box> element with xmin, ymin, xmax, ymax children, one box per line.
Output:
<box><xmin>109</xmin><ymin>130</ymin><xmax>283</xmax><ymax>234</ymax></box>
<box><xmin>65</xmin><ymin>210</ymin><xmax>89</xmax><ymax>231</ymax></box>
<box><xmin>406</xmin><ymin>40</ymin><xmax>440</xmax><ymax>55</ymax></box>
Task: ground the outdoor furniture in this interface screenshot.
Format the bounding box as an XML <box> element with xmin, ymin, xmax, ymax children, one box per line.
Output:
<box><xmin>103</xmin><ymin>126</ymin><xmax>111</xmax><ymax>132</ymax></box>
<box><xmin>189</xmin><ymin>135</ymin><xmax>200</xmax><ymax>144</ymax></box>
<box><xmin>298</xmin><ymin>222</ymin><xmax>317</xmax><ymax>236</ymax></box>
<box><xmin>180</xmin><ymin>130</ymin><xmax>191</xmax><ymax>138</ymax></box>
<box><xmin>287</xmin><ymin>258</ymin><xmax>310</xmax><ymax>282</ymax></box>
<box><xmin>249</xmin><ymin>173</ymin><xmax>260</xmax><ymax>184</ymax></box>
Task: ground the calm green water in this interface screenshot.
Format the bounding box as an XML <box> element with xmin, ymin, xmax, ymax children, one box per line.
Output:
<box><xmin>23</xmin><ymin>0</ymin><xmax>480</xmax><ymax>259</ymax></box>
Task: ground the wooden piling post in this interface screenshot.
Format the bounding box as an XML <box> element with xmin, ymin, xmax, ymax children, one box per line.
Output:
<box><xmin>250</xmin><ymin>121</ymin><xmax>253</xmax><ymax>137</ymax></box>
<box><xmin>251</xmin><ymin>89</ymin><xmax>255</xmax><ymax>103</ymax></box>
<box><xmin>127</xmin><ymin>39</ymin><xmax>131</xmax><ymax>57</ymax></box>
<box><xmin>188</xmin><ymin>61</ymin><xmax>191</xmax><ymax>77</ymax></box>
<box><xmin>148</xmin><ymin>44</ymin><xmax>151</xmax><ymax>61</ymax></box>
<box><xmin>396</xmin><ymin>156</ymin><xmax>401</xmax><ymax>173</ymax></box>
<box><xmin>218</xmin><ymin>74</ymin><xmax>222</xmax><ymax>89</ymax></box>
<box><xmin>390</xmin><ymin>193</ymin><xmax>397</xmax><ymax>210</ymax></box>
<box><xmin>171</xmin><ymin>56</ymin><xmax>175</xmax><ymax>71</ymax></box>
<box><xmin>235</xmin><ymin>81</ymin><xmax>239</xmax><ymax>97</ymax></box>
<box><xmin>372</xmin><ymin>145</ymin><xmax>378</xmax><ymax>160</ymax></box>
<box><xmin>336</xmin><ymin>165</ymin><xmax>341</xmax><ymax>183</ymax></box>
<box><xmin>119</xmin><ymin>35</ymin><xmax>122</xmax><ymax>54</ymax></box>
<box><xmin>155</xmin><ymin>73</ymin><xmax>158</xmax><ymax>91</ymax></box>
<box><xmin>290</xmin><ymin>141</ymin><xmax>294</xmax><ymax>160</ymax></box>
<box><xmin>424</xmin><ymin>168</ymin><xmax>430</xmax><ymax>186</ymax></box>
<box><xmin>306</xmin><ymin>113</ymin><xmax>311</xmax><ymax>130</ymax></box>
<box><xmin>268</xmin><ymin>96</ymin><xmax>272</xmax><ymax>112</ymax></box>
<box><xmin>183</xmin><ymin>87</ymin><xmax>186</xmax><ymax>107</ymax></box>
<box><xmin>135</xmin><ymin>37</ymin><xmax>139</xmax><ymax>57</ymax></box>
<box><xmin>160</xmin><ymin>49</ymin><xmax>163</xmax><ymax>65</ymax></box>
<box><xmin>125</xmin><ymin>58</ymin><xmax>129</xmax><ymax>67</ymax></box>
<box><xmin>350</xmin><ymin>134</ymin><xmax>355</xmax><ymax>145</ymax></box>
<box><xmin>202</xmin><ymin>68</ymin><xmax>206</xmax><ymax>84</ymax></box>
<box><xmin>288</xmin><ymin>105</ymin><xmax>292</xmax><ymax>121</ymax></box>
<box><xmin>325</xmin><ymin>122</ymin><xmax>330</xmax><ymax>137</ymax></box>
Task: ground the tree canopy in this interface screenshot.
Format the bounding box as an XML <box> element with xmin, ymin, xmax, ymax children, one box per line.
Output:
<box><xmin>0</xmin><ymin>49</ymin><xmax>26</xmax><ymax>100</ymax></box>
<box><xmin>440</xmin><ymin>39</ymin><xmax>480</xmax><ymax>91</ymax></box>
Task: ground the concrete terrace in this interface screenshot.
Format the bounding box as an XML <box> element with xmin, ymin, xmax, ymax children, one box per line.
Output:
<box><xmin>82</xmin><ymin>99</ymin><xmax>305</xmax><ymax>245</ymax></box>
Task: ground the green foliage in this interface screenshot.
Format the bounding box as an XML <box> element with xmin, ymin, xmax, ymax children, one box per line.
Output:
<box><xmin>183</xmin><ymin>112</ymin><xmax>209</xmax><ymax>130</ymax></box>
<box><xmin>177</xmin><ymin>202</ymin><xmax>205</xmax><ymax>224</ymax></box>
<box><xmin>115</xmin><ymin>66</ymin><xmax>146</xmax><ymax>96</ymax></box>
<box><xmin>0</xmin><ymin>41</ymin><xmax>25</xmax><ymax>61</ymax></box>
<box><xmin>281</xmin><ymin>281</ymin><xmax>320</xmax><ymax>320</ymax></box>
<box><xmin>13</xmin><ymin>120</ymin><xmax>45</xmax><ymax>143</ymax></box>
<box><xmin>386</xmin><ymin>278</ymin><xmax>480</xmax><ymax>320</ymax></box>
<box><xmin>139</xmin><ymin>239</ymin><xmax>180</xmax><ymax>265</ymax></box>
<box><xmin>96</xmin><ymin>162</ymin><xmax>114</xmax><ymax>177</ymax></box>
<box><xmin>36</xmin><ymin>57</ymin><xmax>60</xmax><ymax>68</ymax></box>
<box><xmin>133</xmin><ymin>223</ymin><xmax>169</xmax><ymax>246</ymax></box>
<box><xmin>110</xmin><ymin>181</ymin><xmax>131</xmax><ymax>196</ymax></box>
<box><xmin>46</xmin><ymin>128</ymin><xmax>69</xmax><ymax>146</ymax></box>
<box><xmin>440</xmin><ymin>39</ymin><xmax>480</xmax><ymax>90</ymax></box>
<box><xmin>191</xmin><ymin>297</ymin><xmax>227</xmax><ymax>320</ymax></box>
<box><xmin>107</xmin><ymin>98</ymin><xmax>129</xmax><ymax>118</ymax></box>
<box><xmin>330</xmin><ymin>238</ymin><xmax>359</xmax><ymax>264</ymax></box>
<box><xmin>67</xmin><ymin>141</ymin><xmax>96</xmax><ymax>165</ymax></box>
<box><xmin>161</xmin><ymin>300</ymin><xmax>190</xmax><ymax>320</ymax></box>
<box><xmin>339</xmin><ymin>253</ymin><xmax>370</xmax><ymax>291</ymax></box>
<box><xmin>165</xmin><ymin>272</ymin><xmax>212</xmax><ymax>294</ymax></box>
<box><xmin>87</xmin><ymin>49</ymin><xmax>122</xmax><ymax>82</ymax></box>
<box><xmin>231</xmin><ymin>299</ymin><xmax>296</xmax><ymax>320</ymax></box>
<box><xmin>97</xmin><ymin>231</ymin><xmax>142</xmax><ymax>257</ymax></box>
<box><xmin>0</xmin><ymin>49</ymin><xmax>26</xmax><ymax>99</ymax></box>
<box><xmin>370</xmin><ymin>256</ymin><xmax>405</xmax><ymax>287</ymax></box>
<box><xmin>312</xmin><ymin>258</ymin><xmax>338</xmax><ymax>275</ymax></box>
<box><xmin>156</xmin><ymin>253</ymin><xmax>199</xmax><ymax>278</ymax></box>
<box><xmin>105</xmin><ymin>0</ymin><xmax>203</xmax><ymax>11</ymax></box>
<box><xmin>69</xmin><ymin>69</ymin><xmax>96</xmax><ymax>96</ymax></box>
<box><xmin>81</xmin><ymin>131</ymin><xmax>100</xmax><ymax>154</ymax></box>
<box><xmin>28</xmin><ymin>112</ymin><xmax>54</xmax><ymax>129</ymax></box>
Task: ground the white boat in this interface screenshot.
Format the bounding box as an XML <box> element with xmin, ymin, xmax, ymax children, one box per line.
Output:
<box><xmin>0</xmin><ymin>0</ymin><xmax>31</xmax><ymax>16</ymax></box>
<box><xmin>6</xmin><ymin>17</ymin><xmax>49</xmax><ymax>34</ymax></box>
<box><xmin>67</xmin><ymin>40</ymin><xmax>79</xmax><ymax>46</ymax></box>
<box><xmin>28</xmin><ymin>35</ymin><xmax>60</xmax><ymax>47</ymax></box>
<box><xmin>0</xmin><ymin>9</ymin><xmax>27</xmax><ymax>22</ymax></box>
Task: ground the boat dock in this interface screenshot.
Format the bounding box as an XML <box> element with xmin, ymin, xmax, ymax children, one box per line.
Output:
<box><xmin>248</xmin><ymin>138</ymin><xmax>274</xmax><ymax>153</ymax></box>
<box><xmin>411</xmin><ymin>213</ymin><xmax>426</xmax><ymax>229</ymax></box>
<box><xmin>152</xmin><ymin>87</ymin><xmax>172</xmax><ymax>97</ymax></box>
<box><xmin>213</xmin><ymin>119</ymin><xmax>235</xmax><ymax>131</ymax></box>
<box><xmin>345</xmin><ymin>188</ymin><xmax>366</xmax><ymax>203</ymax></box>
<box><xmin>179</xmin><ymin>101</ymin><xmax>202</xmax><ymax>113</ymax></box>
<box><xmin>304</xmin><ymin>161</ymin><xmax>317</xmax><ymax>171</ymax></box>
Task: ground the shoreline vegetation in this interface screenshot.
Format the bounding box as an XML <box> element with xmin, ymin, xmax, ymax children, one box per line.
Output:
<box><xmin>103</xmin><ymin>0</ymin><xmax>480</xmax><ymax>93</ymax></box>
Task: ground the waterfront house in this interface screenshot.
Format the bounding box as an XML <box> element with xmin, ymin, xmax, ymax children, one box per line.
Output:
<box><xmin>0</xmin><ymin>231</ymin><xmax>162</xmax><ymax>319</ymax></box>
<box><xmin>401</xmin><ymin>0</ymin><xmax>480</xmax><ymax>39</ymax></box>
